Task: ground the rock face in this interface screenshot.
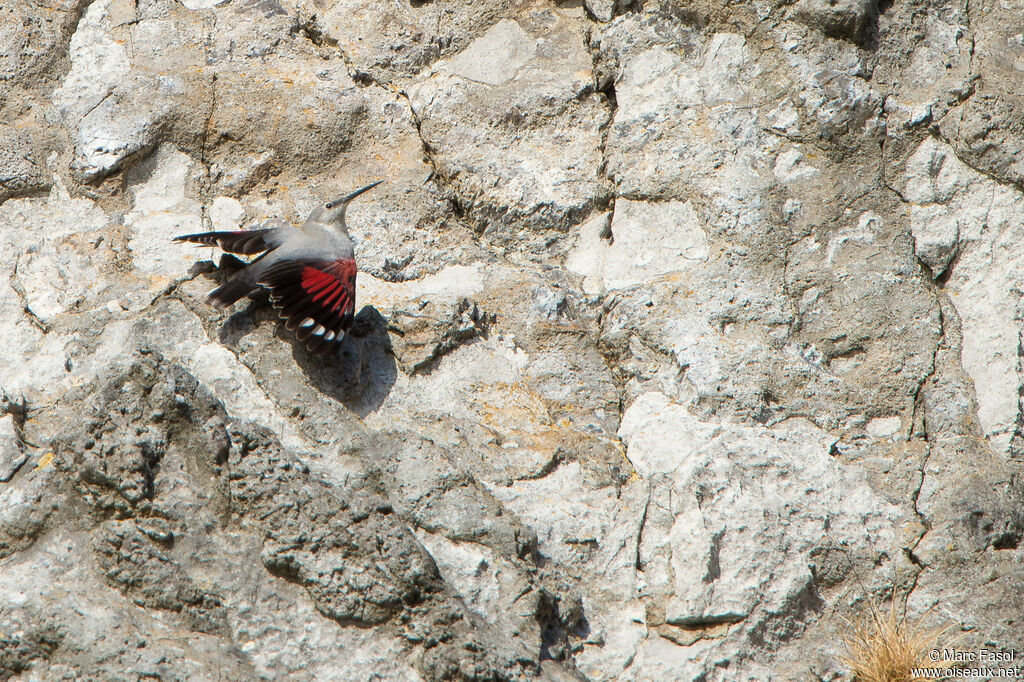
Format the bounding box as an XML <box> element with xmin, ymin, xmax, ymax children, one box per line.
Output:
<box><xmin>1</xmin><ymin>1</ymin><xmax>1023</xmax><ymax>680</ymax></box>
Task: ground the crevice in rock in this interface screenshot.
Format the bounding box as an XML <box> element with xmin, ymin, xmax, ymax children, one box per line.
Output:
<box><xmin>198</xmin><ymin>72</ymin><xmax>218</xmax><ymax>232</ymax></box>
<box><xmin>902</xmin><ymin>546</ymin><xmax>924</xmax><ymax>568</ymax></box>
<box><xmin>387</xmin><ymin>297</ymin><xmax>491</xmax><ymax>376</ymax></box>
<box><xmin>1</xmin><ymin>392</ymin><xmax>29</xmax><ymax>440</ymax></box>
<box><xmin>41</xmin><ymin>0</ymin><xmax>102</xmax><ymax>92</ymax></box>
<box><xmin>926</xmin><ymin>4</ymin><xmax>1024</xmax><ymax>195</ymax></box>
<box><xmin>536</xmin><ymin>588</ymin><xmax>587</xmax><ymax>664</ymax></box>
<box><xmin>290</xmin><ymin>12</ymin><xmax>339</xmax><ymax>50</ymax></box>
<box><xmin>510</xmin><ymin>447</ymin><xmax>566</xmax><ymax>484</ymax></box>
<box><xmin>76</xmin><ymin>89</ymin><xmax>115</xmax><ymax>128</ymax></box>
<box><xmin>991</xmin><ymin>531</ymin><xmax>1021</xmax><ymax>551</ymax></box>
<box><xmin>703</xmin><ymin>530</ymin><xmax>724</xmax><ymax>584</ymax></box>
<box><xmin>150</xmin><ymin>257</ymin><xmax>219</xmax><ymax>310</ymax></box>
<box><xmin>555</xmin><ymin>303</ymin><xmax>632</xmax><ymax>481</ymax></box>
<box><xmin>577</xmin><ymin>1</ymin><xmax>603</xmax><ymax>25</ymax></box>
<box><xmin>1011</xmin><ymin>335</ymin><xmax>1024</xmax><ymax>464</ymax></box>
<box><xmin>335</xmin><ymin>47</ymin><xmax>383</xmax><ymax>90</ymax></box>
<box><xmin>903</xmin><ymin>312</ymin><xmax>942</xmax><ymax>590</ymax></box>
<box><xmin>855</xmin><ymin>0</ymin><xmax>887</xmax><ymax>52</ymax></box>
<box><xmin>399</xmin><ymin>91</ymin><xmax>474</xmax><ymax>235</ymax></box>
<box><xmin>760</xmin><ymin>126</ymin><xmax>806</xmax><ymax>146</ymax></box>
<box><xmin>586</xmin><ymin>24</ymin><xmax>618</xmax><ymax>218</ymax></box>
<box><xmin>879</xmin><ymin>173</ymin><xmax>909</xmax><ymax>206</ymax></box>
<box><xmin>927</xmin><ymin>75</ymin><xmax>978</xmax><ymax>132</ymax></box>
<box><xmin>931</xmin><ymin>243</ymin><xmax>963</xmax><ymax>289</ymax></box>
<box><xmin>908</xmin><ymin>295</ymin><xmax>943</xmax><ymax>443</ymax></box>
<box><xmin>0</xmin><ymin>184</ymin><xmax>52</xmax><ymax>209</ymax></box>
<box><xmin>939</xmin><ymin>132</ymin><xmax>1024</xmax><ymax>196</ymax></box>
<box><xmin>902</xmin><ymin>555</ymin><xmax>926</xmax><ymax>612</ymax></box>
<box><xmin>309</xmin><ymin>23</ymin><xmax>476</xmax><ymax>239</ymax></box>
<box><xmin>9</xmin><ymin>253</ymin><xmax>51</xmax><ymax>333</ymax></box>
<box><xmin>634</xmin><ymin>483</ymin><xmax>651</xmax><ymax>571</ymax></box>
<box><xmin>961</xmin><ymin>0</ymin><xmax>976</xmax><ymax>119</ymax></box>
<box><xmin>0</xmin><ymin>182</ymin><xmax>52</xmax><ymax>208</ymax></box>
<box><xmin>297</xmin><ymin>15</ymin><xmax>386</xmax><ymax>93</ymax></box>
<box><xmin>299</xmin><ymin>15</ymin><xmax>617</xmax><ymax>246</ymax></box>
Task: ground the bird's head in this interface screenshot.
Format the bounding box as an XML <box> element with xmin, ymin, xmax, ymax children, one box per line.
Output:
<box><xmin>311</xmin><ymin>180</ymin><xmax>383</xmax><ymax>228</ymax></box>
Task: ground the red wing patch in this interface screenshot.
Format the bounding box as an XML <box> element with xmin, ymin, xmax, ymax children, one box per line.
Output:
<box><xmin>258</xmin><ymin>258</ymin><xmax>357</xmax><ymax>355</ymax></box>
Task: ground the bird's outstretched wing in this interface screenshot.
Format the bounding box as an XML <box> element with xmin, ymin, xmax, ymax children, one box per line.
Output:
<box><xmin>172</xmin><ymin>228</ymin><xmax>279</xmax><ymax>255</ymax></box>
<box><xmin>258</xmin><ymin>258</ymin><xmax>357</xmax><ymax>355</ymax></box>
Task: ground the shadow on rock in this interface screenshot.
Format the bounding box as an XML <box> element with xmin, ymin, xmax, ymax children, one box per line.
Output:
<box><xmin>218</xmin><ymin>288</ymin><xmax>271</xmax><ymax>348</ymax></box>
<box><xmin>285</xmin><ymin>305</ymin><xmax>397</xmax><ymax>417</ymax></box>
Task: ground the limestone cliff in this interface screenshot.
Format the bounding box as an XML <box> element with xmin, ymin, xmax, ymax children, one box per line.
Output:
<box><xmin>2</xmin><ymin>0</ymin><xmax>1022</xmax><ymax>679</ymax></box>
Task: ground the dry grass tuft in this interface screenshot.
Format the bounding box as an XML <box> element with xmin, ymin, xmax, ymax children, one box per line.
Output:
<box><xmin>838</xmin><ymin>599</ymin><xmax>952</xmax><ymax>682</ymax></box>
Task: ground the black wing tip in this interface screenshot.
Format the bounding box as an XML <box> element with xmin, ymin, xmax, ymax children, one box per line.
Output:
<box><xmin>259</xmin><ymin>259</ymin><xmax>354</xmax><ymax>354</ymax></box>
<box><xmin>293</xmin><ymin>317</ymin><xmax>347</xmax><ymax>352</ymax></box>
<box><xmin>306</xmin><ymin>335</ymin><xmax>344</xmax><ymax>356</ymax></box>
<box><xmin>173</xmin><ymin>232</ymin><xmax>216</xmax><ymax>245</ymax></box>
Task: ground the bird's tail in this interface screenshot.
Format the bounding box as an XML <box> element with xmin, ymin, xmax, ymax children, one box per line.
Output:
<box><xmin>173</xmin><ymin>229</ymin><xmax>276</xmax><ymax>255</ymax></box>
<box><xmin>208</xmin><ymin>271</ymin><xmax>257</xmax><ymax>309</ymax></box>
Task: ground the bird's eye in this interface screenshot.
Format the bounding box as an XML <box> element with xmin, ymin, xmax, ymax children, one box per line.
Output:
<box><xmin>325</xmin><ymin>202</ymin><xmax>334</xmax><ymax>209</ymax></box>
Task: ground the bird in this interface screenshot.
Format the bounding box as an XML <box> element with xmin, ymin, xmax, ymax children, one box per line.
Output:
<box><xmin>173</xmin><ymin>181</ymin><xmax>382</xmax><ymax>355</ymax></box>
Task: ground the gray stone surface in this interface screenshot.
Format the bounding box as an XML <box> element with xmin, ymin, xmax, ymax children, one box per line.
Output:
<box><xmin>0</xmin><ymin>128</ymin><xmax>50</xmax><ymax>204</ymax></box>
<box><xmin>790</xmin><ymin>0</ymin><xmax>879</xmax><ymax>43</ymax></box>
<box><xmin>2</xmin><ymin>1</ymin><xmax>1023</xmax><ymax>680</ymax></box>
<box><xmin>0</xmin><ymin>415</ymin><xmax>25</xmax><ymax>484</ymax></box>
<box><xmin>407</xmin><ymin>11</ymin><xmax>611</xmax><ymax>243</ymax></box>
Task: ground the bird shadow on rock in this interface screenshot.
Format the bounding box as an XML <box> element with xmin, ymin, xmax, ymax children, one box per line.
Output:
<box><xmin>283</xmin><ymin>305</ymin><xmax>398</xmax><ymax>418</ymax></box>
<box><xmin>206</xmin><ymin>260</ymin><xmax>398</xmax><ymax>418</ymax></box>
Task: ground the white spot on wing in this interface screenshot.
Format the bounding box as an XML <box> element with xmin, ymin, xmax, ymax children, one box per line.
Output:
<box><xmin>313</xmin><ymin>324</ymin><xmax>326</xmax><ymax>336</ymax></box>
<box><xmin>299</xmin><ymin>318</ymin><xmax>315</xmax><ymax>328</ymax></box>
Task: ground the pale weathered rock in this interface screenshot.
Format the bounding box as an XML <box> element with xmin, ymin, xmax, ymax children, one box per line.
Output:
<box><xmin>0</xmin><ymin>415</ymin><xmax>25</xmax><ymax>484</ymax></box>
<box><xmin>567</xmin><ymin>200</ymin><xmax>708</xmax><ymax>294</ymax></box>
<box><xmin>602</xmin><ymin>30</ymin><xmax>770</xmax><ymax>201</ymax></box>
<box><xmin>125</xmin><ymin>144</ymin><xmax>206</xmax><ymax>283</ymax></box>
<box><xmin>407</xmin><ymin>10</ymin><xmax>611</xmax><ymax>240</ymax></box>
<box><xmin>320</xmin><ymin>1</ymin><xmax>525</xmax><ymax>85</ymax></box>
<box><xmin>620</xmin><ymin>393</ymin><xmax>908</xmax><ymax>623</ymax></box>
<box><xmin>901</xmin><ymin>136</ymin><xmax>1024</xmax><ymax>458</ymax></box>
<box><xmin>0</xmin><ymin>179</ymin><xmax>119</xmax><ymax>405</ymax></box>
<box><xmin>388</xmin><ymin>298</ymin><xmax>492</xmax><ymax>374</ymax></box>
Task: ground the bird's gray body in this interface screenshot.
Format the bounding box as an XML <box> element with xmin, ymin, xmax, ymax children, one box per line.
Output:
<box><xmin>227</xmin><ymin>214</ymin><xmax>356</xmax><ymax>291</ymax></box>
<box><xmin>212</xmin><ymin>185</ymin><xmax>373</xmax><ymax>302</ymax></box>
<box><xmin>173</xmin><ymin>181</ymin><xmax>381</xmax><ymax>354</ymax></box>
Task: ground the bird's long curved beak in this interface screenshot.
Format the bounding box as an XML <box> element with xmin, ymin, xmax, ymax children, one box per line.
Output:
<box><xmin>335</xmin><ymin>180</ymin><xmax>384</xmax><ymax>205</ymax></box>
